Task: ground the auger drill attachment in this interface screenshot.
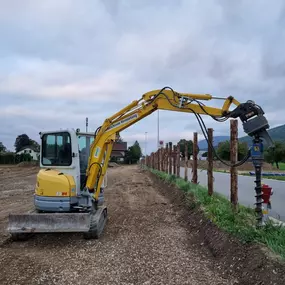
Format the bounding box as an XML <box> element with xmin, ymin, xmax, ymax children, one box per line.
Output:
<box><xmin>229</xmin><ymin>100</ymin><xmax>274</xmax><ymax>226</ymax></box>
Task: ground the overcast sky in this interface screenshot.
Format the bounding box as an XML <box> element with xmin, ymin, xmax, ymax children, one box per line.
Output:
<box><xmin>1</xmin><ymin>0</ymin><xmax>285</xmax><ymax>154</ymax></box>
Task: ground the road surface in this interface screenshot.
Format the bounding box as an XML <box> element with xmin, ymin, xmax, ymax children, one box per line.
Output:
<box><xmin>180</xmin><ymin>167</ymin><xmax>285</xmax><ymax>222</ymax></box>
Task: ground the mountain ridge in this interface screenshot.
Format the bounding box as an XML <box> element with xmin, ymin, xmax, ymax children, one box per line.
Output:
<box><xmin>198</xmin><ymin>123</ymin><xmax>285</xmax><ymax>150</ymax></box>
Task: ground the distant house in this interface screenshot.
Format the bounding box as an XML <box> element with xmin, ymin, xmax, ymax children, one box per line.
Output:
<box><xmin>111</xmin><ymin>142</ymin><xmax>127</xmax><ymax>162</ymax></box>
<box><xmin>17</xmin><ymin>146</ymin><xmax>40</xmax><ymax>161</ymax></box>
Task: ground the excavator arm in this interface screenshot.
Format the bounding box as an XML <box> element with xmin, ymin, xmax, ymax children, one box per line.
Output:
<box><xmin>84</xmin><ymin>87</ymin><xmax>273</xmax><ymax>226</ymax></box>
<box><xmin>85</xmin><ymin>88</ymin><xmax>239</xmax><ymax>193</ymax></box>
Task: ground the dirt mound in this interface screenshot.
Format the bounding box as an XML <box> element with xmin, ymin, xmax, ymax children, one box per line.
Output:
<box><xmin>16</xmin><ymin>161</ymin><xmax>39</xmax><ymax>167</ymax></box>
<box><xmin>108</xmin><ymin>162</ymin><xmax>120</xmax><ymax>167</ymax></box>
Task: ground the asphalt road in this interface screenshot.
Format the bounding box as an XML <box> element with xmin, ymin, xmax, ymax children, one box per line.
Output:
<box><xmin>179</xmin><ymin>167</ymin><xmax>285</xmax><ymax>222</ymax></box>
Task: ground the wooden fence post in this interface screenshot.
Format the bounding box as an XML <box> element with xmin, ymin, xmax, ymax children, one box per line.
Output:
<box><xmin>159</xmin><ymin>148</ymin><xmax>163</xmax><ymax>171</ymax></box>
<box><xmin>192</xmin><ymin>132</ymin><xmax>198</xmax><ymax>184</ymax></box>
<box><xmin>163</xmin><ymin>147</ymin><xmax>166</xmax><ymax>173</ymax></box>
<box><xmin>207</xmin><ymin>128</ymin><xmax>214</xmax><ymax>196</ymax></box>
<box><xmin>176</xmin><ymin>143</ymin><xmax>180</xmax><ymax>178</ymax></box>
<box><xmin>156</xmin><ymin>148</ymin><xmax>160</xmax><ymax>171</ymax></box>
<box><xmin>160</xmin><ymin>148</ymin><xmax>162</xmax><ymax>171</ymax></box>
<box><xmin>173</xmin><ymin>145</ymin><xmax>177</xmax><ymax>176</ymax></box>
<box><xmin>184</xmin><ymin>141</ymin><xmax>188</xmax><ymax>181</ymax></box>
<box><xmin>162</xmin><ymin>147</ymin><xmax>165</xmax><ymax>172</ymax></box>
<box><xmin>156</xmin><ymin>151</ymin><xmax>158</xmax><ymax>170</ymax></box>
<box><xmin>230</xmin><ymin>120</ymin><xmax>238</xmax><ymax>211</ymax></box>
<box><xmin>160</xmin><ymin>148</ymin><xmax>163</xmax><ymax>172</ymax></box>
<box><xmin>169</xmin><ymin>142</ymin><xmax>173</xmax><ymax>175</ymax></box>
<box><xmin>157</xmin><ymin>150</ymin><xmax>159</xmax><ymax>170</ymax></box>
<box><xmin>165</xmin><ymin>143</ymin><xmax>169</xmax><ymax>174</ymax></box>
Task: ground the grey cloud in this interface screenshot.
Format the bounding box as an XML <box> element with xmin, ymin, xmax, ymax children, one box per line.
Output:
<box><xmin>1</xmin><ymin>0</ymin><xmax>285</xmax><ymax>154</ymax></box>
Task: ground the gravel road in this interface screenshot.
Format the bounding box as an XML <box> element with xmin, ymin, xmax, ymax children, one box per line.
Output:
<box><xmin>0</xmin><ymin>165</ymin><xmax>238</xmax><ymax>285</ymax></box>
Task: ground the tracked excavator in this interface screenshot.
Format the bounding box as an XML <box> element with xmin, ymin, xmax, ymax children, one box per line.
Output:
<box><xmin>7</xmin><ymin>87</ymin><xmax>274</xmax><ymax>240</ymax></box>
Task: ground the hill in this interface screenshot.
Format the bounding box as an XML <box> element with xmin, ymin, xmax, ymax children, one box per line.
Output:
<box><xmin>198</xmin><ymin>123</ymin><xmax>285</xmax><ymax>150</ymax></box>
<box><xmin>198</xmin><ymin>136</ymin><xmax>230</xmax><ymax>150</ymax></box>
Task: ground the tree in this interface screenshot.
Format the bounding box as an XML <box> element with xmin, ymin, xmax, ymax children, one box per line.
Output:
<box><xmin>14</xmin><ymin>134</ymin><xmax>40</xmax><ymax>152</ymax></box>
<box><xmin>178</xmin><ymin>139</ymin><xmax>196</xmax><ymax>159</ymax></box>
<box><xmin>216</xmin><ymin>140</ymin><xmax>248</xmax><ymax>161</ymax></box>
<box><xmin>14</xmin><ymin>134</ymin><xmax>30</xmax><ymax>152</ymax></box>
<box><xmin>29</xmin><ymin>139</ymin><xmax>40</xmax><ymax>152</ymax></box>
<box><xmin>0</xmin><ymin>142</ymin><xmax>7</xmax><ymax>153</ymax></box>
<box><xmin>264</xmin><ymin>141</ymin><xmax>285</xmax><ymax>169</ymax></box>
<box><xmin>124</xmin><ymin>141</ymin><xmax>142</xmax><ymax>164</ymax></box>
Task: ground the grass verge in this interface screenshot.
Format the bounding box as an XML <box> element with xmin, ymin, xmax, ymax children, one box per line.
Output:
<box><xmin>145</xmin><ymin>166</ymin><xmax>285</xmax><ymax>260</ymax></box>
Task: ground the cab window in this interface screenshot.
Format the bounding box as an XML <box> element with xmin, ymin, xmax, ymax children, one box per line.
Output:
<box><xmin>41</xmin><ymin>132</ymin><xmax>72</xmax><ymax>166</ymax></box>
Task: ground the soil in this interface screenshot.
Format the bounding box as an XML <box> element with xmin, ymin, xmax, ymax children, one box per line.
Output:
<box><xmin>0</xmin><ymin>164</ymin><xmax>284</xmax><ymax>285</ymax></box>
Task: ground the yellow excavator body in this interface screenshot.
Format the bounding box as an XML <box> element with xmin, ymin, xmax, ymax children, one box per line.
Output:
<box><xmin>35</xmin><ymin>169</ymin><xmax>76</xmax><ymax>198</ymax></box>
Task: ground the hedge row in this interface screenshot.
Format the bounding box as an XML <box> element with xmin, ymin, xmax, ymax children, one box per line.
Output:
<box><xmin>0</xmin><ymin>153</ymin><xmax>34</xmax><ymax>164</ymax></box>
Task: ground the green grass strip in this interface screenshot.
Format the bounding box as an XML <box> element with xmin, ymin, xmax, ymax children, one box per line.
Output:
<box><xmin>144</xmin><ymin>166</ymin><xmax>285</xmax><ymax>260</ymax></box>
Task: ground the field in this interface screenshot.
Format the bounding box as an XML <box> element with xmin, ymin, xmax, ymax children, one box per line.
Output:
<box><xmin>0</xmin><ymin>164</ymin><xmax>285</xmax><ymax>285</ymax></box>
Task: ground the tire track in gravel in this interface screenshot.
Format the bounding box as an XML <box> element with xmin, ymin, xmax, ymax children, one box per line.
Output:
<box><xmin>0</xmin><ymin>165</ymin><xmax>237</xmax><ymax>285</ymax></box>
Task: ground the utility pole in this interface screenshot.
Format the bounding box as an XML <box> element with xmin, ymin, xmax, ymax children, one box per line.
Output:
<box><xmin>86</xmin><ymin>117</ymin><xmax>88</xmax><ymax>132</ymax></box>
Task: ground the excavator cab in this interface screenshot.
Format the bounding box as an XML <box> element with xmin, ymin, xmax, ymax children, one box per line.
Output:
<box><xmin>35</xmin><ymin>129</ymin><xmax>106</xmax><ymax>212</ymax></box>
<box><xmin>8</xmin><ymin>129</ymin><xmax>108</xmax><ymax>240</ymax></box>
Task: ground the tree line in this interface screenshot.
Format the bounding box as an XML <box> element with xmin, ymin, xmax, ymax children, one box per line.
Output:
<box><xmin>205</xmin><ymin>140</ymin><xmax>285</xmax><ymax>169</ymax></box>
<box><xmin>1</xmin><ymin>132</ymin><xmax>144</xmax><ymax>165</ymax></box>
<box><xmin>157</xmin><ymin>137</ymin><xmax>285</xmax><ymax>170</ymax></box>
<box><xmin>0</xmin><ymin>134</ymin><xmax>40</xmax><ymax>164</ymax></box>
<box><xmin>0</xmin><ymin>134</ymin><xmax>40</xmax><ymax>153</ymax></box>
<box><xmin>3</xmin><ymin>133</ymin><xmax>281</xmax><ymax>168</ymax></box>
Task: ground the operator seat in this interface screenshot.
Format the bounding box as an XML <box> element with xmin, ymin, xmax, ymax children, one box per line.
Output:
<box><xmin>58</xmin><ymin>143</ymin><xmax>72</xmax><ymax>165</ymax></box>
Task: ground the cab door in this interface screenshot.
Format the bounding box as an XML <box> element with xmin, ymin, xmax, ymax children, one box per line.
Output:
<box><xmin>40</xmin><ymin>130</ymin><xmax>81</xmax><ymax>195</ymax></box>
